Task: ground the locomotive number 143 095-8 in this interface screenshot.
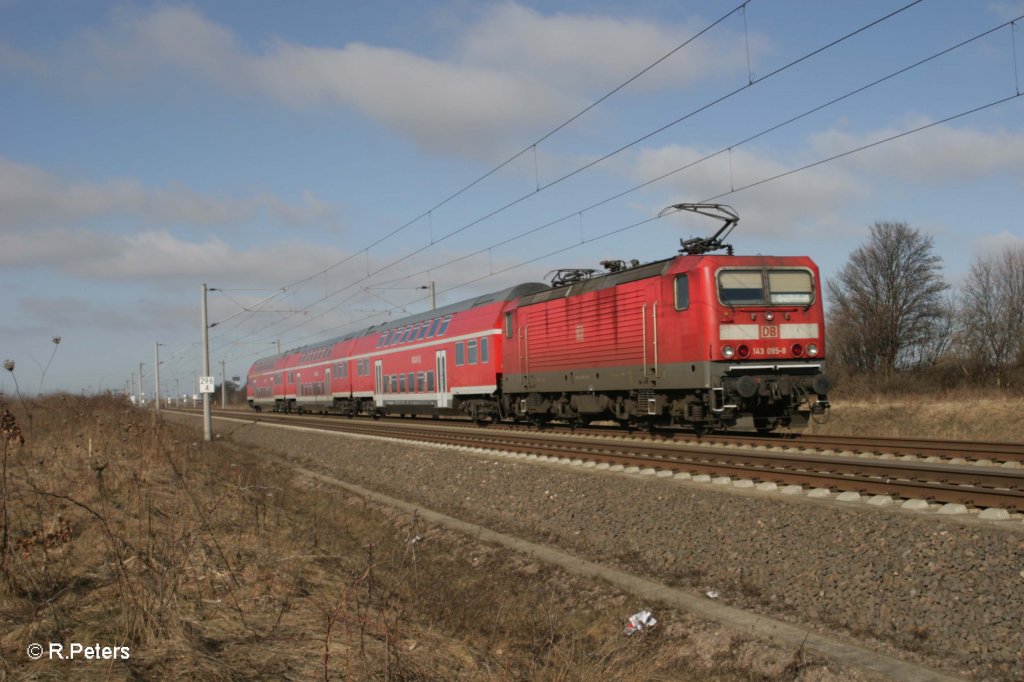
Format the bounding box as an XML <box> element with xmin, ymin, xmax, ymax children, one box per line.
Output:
<box><xmin>751</xmin><ymin>346</ymin><xmax>788</xmax><ymax>356</ymax></box>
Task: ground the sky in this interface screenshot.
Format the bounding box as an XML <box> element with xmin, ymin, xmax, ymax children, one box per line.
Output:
<box><xmin>2</xmin><ymin>0</ymin><xmax>1023</xmax><ymax>398</ymax></box>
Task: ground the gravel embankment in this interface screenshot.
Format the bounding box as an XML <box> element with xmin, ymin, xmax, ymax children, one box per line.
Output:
<box><xmin>215</xmin><ymin>419</ymin><xmax>1024</xmax><ymax>681</ymax></box>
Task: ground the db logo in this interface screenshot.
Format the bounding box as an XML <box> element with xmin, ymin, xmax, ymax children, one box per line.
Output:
<box><xmin>759</xmin><ymin>325</ymin><xmax>779</xmax><ymax>339</ymax></box>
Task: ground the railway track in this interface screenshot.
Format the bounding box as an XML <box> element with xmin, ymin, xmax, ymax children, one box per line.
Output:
<box><xmin>200</xmin><ymin>408</ymin><xmax>1024</xmax><ymax>513</ymax></box>
<box><xmin>216</xmin><ymin>408</ymin><xmax>1024</xmax><ymax>463</ymax></box>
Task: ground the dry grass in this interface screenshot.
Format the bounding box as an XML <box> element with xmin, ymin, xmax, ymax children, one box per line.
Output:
<box><xmin>0</xmin><ymin>394</ymin><xmax>845</xmax><ymax>681</ymax></box>
<box><xmin>808</xmin><ymin>393</ymin><xmax>1024</xmax><ymax>442</ymax></box>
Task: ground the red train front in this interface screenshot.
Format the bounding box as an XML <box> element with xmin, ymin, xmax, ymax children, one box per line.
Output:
<box><xmin>500</xmin><ymin>252</ymin><xmax>831</xmax><ymax>432</ymax></box>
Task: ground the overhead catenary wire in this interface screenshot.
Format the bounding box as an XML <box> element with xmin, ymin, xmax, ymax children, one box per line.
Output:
<box><xmin>217</xmin><ymin>7</ymin><xmax>1002</xmax><ymax>359</ymax></box>
<box><xmin>222</xmin><ymin>86</ymin><xmax>1023</xmax><ymax>363</ymax></box>
<box><xmin>212</xmin><ymin>0</ymin><xmax>929</xmax><ymax>356</ymax></box>
<box><xmin>365</xmin><ymin>13</ymin><xmax>1024</xmax><ymax>290</ymax></box>
<box><xmin>206</xmin><ymin>1</ymin><xmax>756</xmax><ymax>342</ymax></box>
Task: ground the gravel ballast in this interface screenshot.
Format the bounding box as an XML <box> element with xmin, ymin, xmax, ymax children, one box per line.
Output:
<box><xmin>214</xmin><ymin>418</ymin><xmax>1024</xmax><ymax>681</ymax></box>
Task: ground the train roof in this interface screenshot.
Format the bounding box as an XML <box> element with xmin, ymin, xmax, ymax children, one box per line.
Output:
<box><xmin>517</xmin><ymin>258</ymin><xmax>674</xmax><ymax>307</ymax></box>
<box><xmin>250</xmin><ymin>281</ymin><xmax>549</xmax><ymax>367</ymax></box>
<box><xmin>515</xmin><ymin>252</ymin><xmax>817</xmax><ymax>308</ymax></box>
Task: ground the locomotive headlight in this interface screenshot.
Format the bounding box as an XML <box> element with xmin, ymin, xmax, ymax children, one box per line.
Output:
<box><xmin>807</xmin><ymin>343</ymin><xmax>819</xmax><ymax>357</ymax></box>
<box><xmin>764</xmin><ymin>311</ymin><xmax>775</xmax><ymax>322</ymax></box>
<box><xmin>722</xmin><ymin>345</ymin><xmax>735</xmax><ymax>359</ymax></box>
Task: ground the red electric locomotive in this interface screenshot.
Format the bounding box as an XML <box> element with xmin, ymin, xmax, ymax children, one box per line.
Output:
<box><xmin>247</xmin><ymin>204</ymin><xmax>831</xmax><ymax>432</ymax></box>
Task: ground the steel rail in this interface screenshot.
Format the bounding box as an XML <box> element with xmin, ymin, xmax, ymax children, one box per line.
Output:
<box><xmin>692</xmin><ymin>432</ymin><xmax>1024</xmax><ymax>463</ymax></box>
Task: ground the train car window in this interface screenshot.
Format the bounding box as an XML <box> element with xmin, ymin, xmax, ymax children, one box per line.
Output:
<box><xmin>718</xmin><ymin>269</ymin><xmax>766</xmax><ymax>306</ymax></box>
<box><xmin>437</xmin><ymin>315</ymin><xmax>453</xmax><ymax>336</ymax></box>
<box><xmin>407</xmin><ymin>372</ymin><xmax>415</xmax><ymax>391</ymax></box>
<box><xmin>768</xmin><ymin>270</ymin><xmax>814</xmax><ymax>305</ymax></box>
<box><xmin>427</xmin><ymin>371</ymin><xmax>435</xmax><ymax>391</ymax></box>
<box><xmin>276</xmin><ymin>374</ymin><xmax>282</xmax><ymax>385</ymax></box>
<box><xmin>455</xmin><ymin>341</ymin><xmax>465</xmax><ymax>366</ymax></box>
<box><xmin>416</xmin><ymin>372</ymin><xmax>425</xmax><ymax>392</ymax></box>
<box><xmin>389</xmin><ymin>375</ymin><xmax>397</xmax><ymax>392</ymax></box>
<box><xmin>387</xmin><ymin>328</ymin><xmax>401</xmax><ymax>345</ymax></box>
<box><xmin>674</xmin><ymin>274</ymin><xmax>690</xmax><ymax>310</ymax></box>
<box><xmin>467</xmin><ymin>339</ymin><xmax>478</xmax><ymax>365</ymax></box>
<box><xmin>288</xmin><ymin>372</ymin><xmax>294</xmax><ymax>383</ymax></box>
<box><xmin>480</xmin><ymin>337</ymin><xmax>489</xmax><ymax>363</ymax></box>
<box><xmin>377</xmin><ymin>333</ymin><xmax>388</xmax><ymax>348</ymax></box>
<box><xmin>426</xmin><ymin>318</ymin><xmax>441</xmax><ymax>338</ymax></box>
<box><xmin>399</xmin><ymin>374</ymin><xmax>407</xmax><ymax>393</ymax></box>
<box><xmin>408</xmin><ymin>323</ymin><xmax>422</xmax><ymax>342</ymax></box>
<box><xmin>417</xmin><ymin>321</ymin><xmax>432</xmax><ymax>340</ymax></box>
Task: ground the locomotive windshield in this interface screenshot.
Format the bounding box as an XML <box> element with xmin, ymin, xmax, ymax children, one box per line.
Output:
<box><xmin>718</xmin><ymin>270</ymin><xmax>764</xmax><ymax>305</ymax></box>
<box><xmin>767</xmin><ymin>270</ymin><xmax>813</xmax><ymax>304</ymax></box>
<box><xmin>718</xmin><ymin>268</ymin><xmax>813</xmax><ymax>306</ymax></box>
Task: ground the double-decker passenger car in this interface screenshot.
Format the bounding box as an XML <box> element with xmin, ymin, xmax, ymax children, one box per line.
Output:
<box><xmin>245</xmin><ymin>283</ymin><xmax>548</xmax><ymax>418</ymax></box>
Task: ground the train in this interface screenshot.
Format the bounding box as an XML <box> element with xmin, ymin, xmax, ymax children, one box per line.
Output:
<box><xmin>247</xmin><ymin>204</ymin><xmax>831</xmax><ymax>433</ymax></box>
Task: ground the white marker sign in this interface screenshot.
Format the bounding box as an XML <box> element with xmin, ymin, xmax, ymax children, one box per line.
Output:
<box><xmin>199</xmin><ymin>376</ymin><xmax>215</xmax><ymax>393</ymax></box>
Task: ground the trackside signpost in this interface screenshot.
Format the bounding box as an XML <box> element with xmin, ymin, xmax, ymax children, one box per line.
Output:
<box><xmin>200</xmin><ymin>284</ymin><xmax>212</xmax><ymax>442</ymax></box>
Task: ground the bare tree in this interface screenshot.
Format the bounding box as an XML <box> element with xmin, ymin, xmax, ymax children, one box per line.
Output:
<box><xmin>827</xmin><ymin>221</ymin><xmax>949</xmax><ymax>376</ymax></box>
<box><xmin>955</xmin><ymin>246</ymin><xmax>1024</xmax><ymax>387</ymax></box>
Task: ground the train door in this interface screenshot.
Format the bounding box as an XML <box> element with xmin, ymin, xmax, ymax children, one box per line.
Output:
<box><xmin>323</xmin><ymin>367</ymin><xmax>331</xmax><ymax>405</ymax></box>
<box><xmin>435</xmin><ymin>350</ymin><xmax>449</xmax><ymax>408</ymax></box>
<box><xmin>373</xmin><ymin>360</ymin><xmax>384</xmax><ymax>407</ymax></box>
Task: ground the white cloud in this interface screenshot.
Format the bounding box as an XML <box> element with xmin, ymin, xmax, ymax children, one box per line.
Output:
<box><xmin>17</xmin><ymin>4</ymin><xmax>753</xmax><ymax>157</ymax></box>
<box><xmin>0</xmin><ymin>156</ymin><xmax>341</xmax><ymax>230</ymax></box>
<box><xmin>0</xmin><ymin>226</ymin><xmax>356</xmax><ymax>284</ymax></box>
<box><xmin>459</xmin><ymin>3</ymin><xmax>751</xmax><ymax>93</ymax></box>
<box><xmin>810</xmin><ymin>121</ymin><xmax>1024</xmax><ymax>184</ymax></box>
<box><xmin>0</xmin><ymin>40</ymin><xmax>45</xmax><ymax>75</ymax></box>
<box><xmin>987</xmin><ymin>2</ymin><xmax>1024</xmax><ymax>22</ymax></box>
<box><xmin>250</xmin><ymin>41</ymin><xmax>573</xmax><ymax>155</ymax></box>
<box><xmin>625</xmin><ymin>143</ymin><xmax>864</xmax><ymax>236</ymax></box>
<box><xmin>6</xmin><ymin>295</ymin><xmax>193</xmax><ymax>333</ymax></box>
<box><xmin>971</xmin><ymin>229</ymin><xmax>1024</xmax><ymax>258</ymax></box>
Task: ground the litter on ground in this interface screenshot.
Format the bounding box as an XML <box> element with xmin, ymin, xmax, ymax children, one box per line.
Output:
<box><xmin>623</xmin><ymin>610</ymin><xmax>657</xmax><ymax>636</ymax></box>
